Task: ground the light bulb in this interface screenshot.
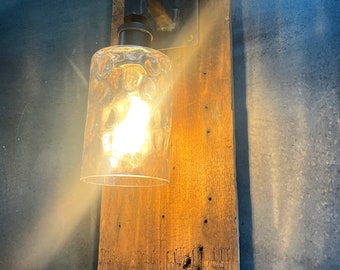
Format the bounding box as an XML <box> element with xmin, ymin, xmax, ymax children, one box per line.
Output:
<box><xmin>103</xmin><ymin>96</ymin><xmax>151</xmax><ymax>167</ymax></box>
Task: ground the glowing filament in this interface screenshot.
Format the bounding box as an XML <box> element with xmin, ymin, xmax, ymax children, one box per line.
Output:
<box><xmin>102</xmin><ymin>96</ymin><xmax>151</xmax><ymax>168</ymax></box>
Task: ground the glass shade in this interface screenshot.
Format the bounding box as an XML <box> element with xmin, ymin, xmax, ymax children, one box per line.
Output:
<box><xmin>81</xmin><ymin>45</ymin><xmax>172</xmax><ymax>187</ymax></box>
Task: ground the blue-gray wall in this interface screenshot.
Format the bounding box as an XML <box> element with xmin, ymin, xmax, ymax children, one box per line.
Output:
<box><xmin>0</xmin><ymin>1</ymin><xmax>111</xmax><ymax>269</ymax></box>
<box><xmin>232</xmin><ymin>0</ymin><xmax>340</xmax><ymax>269</ymax></box>
<box><xmin>1</xmin><ymin>0</ymin><xmax>339</xmax><ymax>269</ymax></box>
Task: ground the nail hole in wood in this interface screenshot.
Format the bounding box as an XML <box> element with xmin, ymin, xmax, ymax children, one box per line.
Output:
<box><xmin>182</xmin><ymin>256</ymin><xmax>191</xmax><ymax>269</ymax></box>
<box><xmin>206</xmin><ymin>129</ymin><xmax>211</xmax><ymax>135</ymax></box>
<box><xmin>204</xmin><ymin>219</ymin><xmax>208</xmax><ymax>224</ymax></box>
<box><xmin>208</xmin><ymin>197</ymin><xmax>212</xmax><ymax>201</ymax></box>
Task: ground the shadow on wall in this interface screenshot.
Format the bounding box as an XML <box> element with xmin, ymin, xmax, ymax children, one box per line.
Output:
<box><xmin>232</xmin><ymin>0</ymin><xmax>339</xmax><ymax>269</ymax></box>
<box><xmin>232</xmin><ymin>0</ymin><xmax>254</xmax><ymax>269</ymax></box>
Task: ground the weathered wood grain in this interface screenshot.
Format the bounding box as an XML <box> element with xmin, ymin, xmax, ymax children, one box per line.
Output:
<box><xmin>98</xmin><ymin>1</ymin><xmax>238</xmax><ymax>269</ymax></box>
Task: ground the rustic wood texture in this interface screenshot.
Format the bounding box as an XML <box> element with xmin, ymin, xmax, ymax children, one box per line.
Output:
<box><xmin>98</xmin><ymin>0</ymin><xmax>238</xmax><ymax>269</ymax></box>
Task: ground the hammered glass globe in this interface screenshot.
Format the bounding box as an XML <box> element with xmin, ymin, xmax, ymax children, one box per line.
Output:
<box><xmin>81</xmin><ymin>45</ymin><xmax>172</xmax><ymax>187</ymax></box>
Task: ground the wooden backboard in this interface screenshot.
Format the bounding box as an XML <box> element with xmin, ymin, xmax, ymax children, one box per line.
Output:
<box><xmin>98</xmin><ymin>1</ymin><xmax>238</xmax><ymax>269</ymax></box>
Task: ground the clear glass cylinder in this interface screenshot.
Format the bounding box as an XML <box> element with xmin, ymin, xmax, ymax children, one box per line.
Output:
<box><xmin>81</xmin><ymin>45</ymin><xmax>172</xmax><ymax>187</ymax></box>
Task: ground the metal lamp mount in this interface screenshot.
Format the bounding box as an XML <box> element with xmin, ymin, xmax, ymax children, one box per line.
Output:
<box><xmin>118</xmin><ymin>0</ymin><xmax>198</xmax><ymax>49</ymax></box>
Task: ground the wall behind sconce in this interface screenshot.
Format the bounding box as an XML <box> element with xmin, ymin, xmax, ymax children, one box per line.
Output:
<box><xmin>0</xmin><ymin>1</ymin><xmax>112</xmax><ymax>269</ymax></box>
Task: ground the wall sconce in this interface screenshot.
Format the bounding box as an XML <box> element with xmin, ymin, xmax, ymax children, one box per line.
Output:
<box><xmin>80</xmin><ymin>0</ymin><xmax>198</xmax><ymax>187</ymax></box>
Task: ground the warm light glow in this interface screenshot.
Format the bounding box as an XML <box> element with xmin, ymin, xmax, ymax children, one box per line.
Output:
<box><xmin>102</xmin><ymin>96</ymin><xmax>151</xmax><ymax>168</ymax></box>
